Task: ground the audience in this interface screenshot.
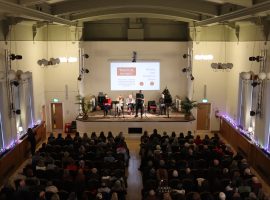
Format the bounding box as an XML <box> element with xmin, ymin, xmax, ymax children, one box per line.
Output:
<box><xmin>139</xmin><ymin>129</ymin><xmax>268</xmax><ymax>200</ymax></box>
<box><xmin>0</xmin><ymin>131</ymin><xmax>129</xmax><ymax>200</ymax></box>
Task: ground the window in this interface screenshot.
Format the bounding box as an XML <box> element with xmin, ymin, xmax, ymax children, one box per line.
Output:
<box><xmin>0</xmin><ymin>83</ymin><xmax>4</xmax><ymax>152</ymax></box>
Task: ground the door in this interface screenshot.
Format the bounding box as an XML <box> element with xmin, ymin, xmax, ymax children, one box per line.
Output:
<box><xmin>51</xmin><ymin>103</ymin><xmax>63</xmax><ymax>130</ymax></box>
<box><xmin>197</xmin><ymin>103</ymin><xmax>211</xmax><ymax>130</ymax></box>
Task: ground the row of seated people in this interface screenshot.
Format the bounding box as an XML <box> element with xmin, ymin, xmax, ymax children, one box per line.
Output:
<box><xmin>139</xmin><ymin>129</ymin><xmax>268</xmax><ymax>200</ymax></box>
<box><xmin>0</xmin><ymin>131</ymin><xmax>130</xmax><ymax>200</ymax></box>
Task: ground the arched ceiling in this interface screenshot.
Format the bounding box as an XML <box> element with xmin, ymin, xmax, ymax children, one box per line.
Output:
<box><xmin>0</xmin><ymin>0</ymin><xmax>270</xmax><ymax>26</ymax></box>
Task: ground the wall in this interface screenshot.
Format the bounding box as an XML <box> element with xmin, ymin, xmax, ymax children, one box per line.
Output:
<box><xmin>192</xmin><ymin>42</ymin><xmax>229</xmax><ymax>131</ymax></box>
<box><xmin>44</xmin><ymin>41</ymin><xmax>80</xmax><ymax>131</ymax></box>
<box><xmin>80</xmin><ymin>41</ymin><xmax>189</xmax><ymax>103</ymax></box>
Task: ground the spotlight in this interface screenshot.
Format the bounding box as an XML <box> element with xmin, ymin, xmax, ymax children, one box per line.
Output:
<box><xmin>9</xmin><ymin>54</ymin><xmax>22</xmax><ymax>60</ymax></box>
<box><xmin>251</xmin><ymin>81</ymin><xmax>258</xmax><ymax>87</ymax></box>
<box><xmin>84</xmin><ymin>69</ymin><xmax>89</xmax><ymax>73</ymax></box>
<box><xmin>83</xmin><ymin>54</ymin><xmax>89</xmax><ymax>59</ymax></box>
<box><xmin>250</xmin><ymin>110</ymin><xmax>256</xmax><ymax>116</ymax></box>
<box><xmin>14</xmin><ymin>109</ymin><xmax>21</xmax><ymax>115</ymax></box>
<box><xmin>190</xmin><ymin>74</ymin><xmax>194</xmax><ymax>81</ymax></box>
<box><xmin>77</xmin><ymin>75</ymin><xmax>82</xmax><ymax>81</ymax></box>
<box><xmin>183</xmin><ymin>54</ymin><xmax>190</xmax><ymax>59</ymax></box>
<box><xmin>11</xmin><ymin>80</ymin><xmax>19</xmax><ymax>87</ymax></box>
<box><xmin>182</xmin><ymin>68</ymin><xmax>187</xmax><ymax>73</ymax></box>
<box><xmin>249</xmin><ymin>56</ymin><xmax>263</xmax><ymax>62</ymax></box>
<box><xmin>132</xmin><ymin>51</ymin><xmax>137</xmax><ymax>63</ymax></box>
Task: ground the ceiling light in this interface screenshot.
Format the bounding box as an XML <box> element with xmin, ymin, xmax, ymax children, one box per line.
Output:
<box><xmin>194</xmin><ymin>54</ymin><xmax>214</xmax><ymax>60</ymax></box>
<box><xmin>258</xmin><ymin>72</ymin><xmax>267</xmax><ymax>80</ymax></box>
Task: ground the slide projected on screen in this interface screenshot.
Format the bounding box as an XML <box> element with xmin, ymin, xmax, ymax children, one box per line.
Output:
<box><xmin>111</xmin><ymin>62</ymin><xmax>160</xmax><ymax>91</ymax></box>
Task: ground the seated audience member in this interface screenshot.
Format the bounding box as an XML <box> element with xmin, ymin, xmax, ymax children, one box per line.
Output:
<box><xmin>47</xmin><ymin>133</ymin><xmax>55</xmax><ymax>144</ymax></box>
<box><xmin>45</xmin><ymin>181</ymin><xmax>58</xmax><ymax>194</ymax></box>
<box><xmin>55</xmin><ymin>133</ymin><xmax>64</xmax><ymax>145</ymax></box>
<box><xmin>103</xmin><ymin>94</ymin><xmax>112</xmax><ymax>116</ymax></box>
<box><xmin>107</xmin><ymin>131</ymin><xmax>114</xmax><ymax>140</ymax></box>
<box><xmin>74</xmin><ymin>132</ymin><xmax>82</xmax><ymax>143</ymax></box>
<box><xmin>116</xmin><ymin>95</ymin><xmax>124</xmax><ymax>116</ymax></box>
<box><xmin>156</xmin><ymin>160</ymin><xmax>168</xmax><ymax>181</ymax></box>
<box><xmin>126</xmin><ymin>94</ymin><xmax>135</xmax><ymax>115</ymax></box>
<box><xmin>64</xmin><ymin>133</ymin><xmax>73</xmax><ymax>145</ymax></box>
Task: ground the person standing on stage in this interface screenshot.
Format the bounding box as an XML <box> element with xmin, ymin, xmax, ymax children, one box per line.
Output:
<box><xmin>135</xmin><ymin>90</ymin><xmax>144</xmax><ymax>118</ymax></box>
<box><xmin>159</xmin><ymin>93</ymin><xmax>166</xmax><ymax>115</ymax></box>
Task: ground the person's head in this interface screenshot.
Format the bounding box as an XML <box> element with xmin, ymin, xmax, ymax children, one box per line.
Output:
<box><xmin>139</xmin><ymin>90</ymin><xmax>142</xmax><ymax>93</ymax></box>
<box><xmin>219</xmin><ymin>192</ymin><xmax>226</xmax><ymax>200</ymax></box>
<box><xmin>105</xmin><ymin>94</ymin><xmax>108</xmax><ymax>98</ymax></box>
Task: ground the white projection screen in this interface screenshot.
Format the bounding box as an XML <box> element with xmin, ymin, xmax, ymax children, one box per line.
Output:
<box><xmin>110</xmin><ymin>62</ymin><xmax>160</xmax><ymax>91</ymax></box>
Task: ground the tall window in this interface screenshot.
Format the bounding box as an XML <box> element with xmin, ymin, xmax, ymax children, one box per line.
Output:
<box><xmin>0</xmin><ymin>83</ymin><xmax>4</xmax><ymax>151</ymax></box>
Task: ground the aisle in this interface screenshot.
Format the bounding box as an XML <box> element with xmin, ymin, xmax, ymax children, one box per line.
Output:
<box><xmin>126</xmin><ymin>138</ymin><xmax>142</xmax><ymax>200</ymax></box>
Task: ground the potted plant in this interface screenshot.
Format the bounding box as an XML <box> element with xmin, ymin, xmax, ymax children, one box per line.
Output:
<box><xmin>75</xmin><ymin>95</ymin><xmax>92</xmax><ymax>120</ymax></box>
<box><xmin>181</xmin><ymin>97</ymin><xmax>197</xmax><ymax>119</ymax></box>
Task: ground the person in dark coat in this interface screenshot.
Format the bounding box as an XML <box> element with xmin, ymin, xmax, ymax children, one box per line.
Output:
<box><xmin>27</xmin><ymin>128</ymin><xmax>36</xmax><ymax>156</ymax></box>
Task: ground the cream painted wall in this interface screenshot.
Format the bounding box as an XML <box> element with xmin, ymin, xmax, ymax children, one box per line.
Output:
<box><xmin>192</xmin><ymin>42</ymin><xmax>229</xmax><ymax>131</ymax></box>
<box><xmin>44</xmin><ymin>41</ymin><xmax>80</xmax><ymax>131</ymax></box>
<box><xmin>80</xmin><ymin>42</ymin><xmax>188</xmax><ymax>103</ymax></box>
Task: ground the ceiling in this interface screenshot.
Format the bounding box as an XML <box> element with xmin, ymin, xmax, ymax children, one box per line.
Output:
<box><xmin>0</xmin><ymin>0</ymin><xmax>270</xmax><ymax>26</ymax></box>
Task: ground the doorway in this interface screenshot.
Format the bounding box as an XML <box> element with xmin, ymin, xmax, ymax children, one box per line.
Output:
<box><xmin>51</xmin><ymin>103</ymin><xmax>63</xmax><ymax>130</ymax></box>
<box><xmin>197</xmin><ymin>103</ymin><xmax>211</xmax><ymax>130</ymax></box>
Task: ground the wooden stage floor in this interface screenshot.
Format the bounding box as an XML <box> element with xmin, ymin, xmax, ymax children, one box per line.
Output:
<box><xmin>77</xmin><ymin>110</ymin><xmax>194</xmax><ymax>122</ymax></box>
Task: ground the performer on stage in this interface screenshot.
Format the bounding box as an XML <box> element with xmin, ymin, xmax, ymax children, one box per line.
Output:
<box><xmin>116</xmin><ymin>95</ymin><xmax>124</xmax><ymax>116</ymax></box>
<box><xmin>135</xmin><ymin>90</ymin><xmax>144</xmax><ymax>118</ymax></box>
<box><xmin>103</xmin><ymin>94</ymin><xmax>111</xmax><ymax>116</ymax></box>
<box><xmin>126</xmin><ymin>94</ymin><xmax>135</xmax><ymax>115</ymax></box>
<box><xmin>159</xmin><ymin>93</ymin><xmax>166</xmax><ymax>115</ymax></box>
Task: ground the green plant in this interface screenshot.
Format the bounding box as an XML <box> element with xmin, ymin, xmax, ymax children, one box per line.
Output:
<box><xmin>181</xmin><ymin>97</ymin><xmax>197</xmax><ymax>115</ymax></box>
<box><xmin>75</xmin><ymin>95</ymin><xmax>91</xmax><ymax>118</ymax></box>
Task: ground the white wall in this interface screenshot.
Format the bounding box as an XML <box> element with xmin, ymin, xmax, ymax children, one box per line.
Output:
<box><xmin>80</xmin><ymin>41</ymin><xmax>189</xmax><ymax>102</ymax></box>
<box><xmin>44</xmin><ymin>41</ymin><xmax>80</xmax><ymax>131</ymax></box>
<box><xmin>192</xmin><ymin>42</ymin><xmax>229</xmax><ymax>131</ymax></box>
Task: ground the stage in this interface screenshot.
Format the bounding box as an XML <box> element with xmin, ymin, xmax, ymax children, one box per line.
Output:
<box><xmin>76</xmin><ymin>110</ymin><xmax>196</xmax><ymax>136</ymax></box>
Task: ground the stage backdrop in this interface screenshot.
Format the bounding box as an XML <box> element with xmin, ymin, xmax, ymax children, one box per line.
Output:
<box><xmin>80</xmin><ymin>41</ymin><xmax>189</xmax><ymax>103</ymax></box>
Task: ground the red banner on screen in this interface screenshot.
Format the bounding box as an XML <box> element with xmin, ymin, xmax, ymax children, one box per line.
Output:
<box><xmin>117</xmin><ymin>67</ymin><xmax>136</xmax><ymax>76</ymax></box>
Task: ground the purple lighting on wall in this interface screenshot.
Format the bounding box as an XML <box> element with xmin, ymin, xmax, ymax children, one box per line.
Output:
<box><xmin>222</xmin><ymin>114</ymin><xmax>270</xmax><ymax>154</ymax></box>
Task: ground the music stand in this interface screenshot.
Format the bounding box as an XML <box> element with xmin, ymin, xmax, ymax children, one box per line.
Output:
<box><xmin>112</xmin><ymin>101</ymin><xmax>119</xmax><ymax>117</ymax></box>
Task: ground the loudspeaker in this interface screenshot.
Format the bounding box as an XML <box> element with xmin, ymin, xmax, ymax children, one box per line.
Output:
<box><xmin>128</xmin><ymin>128</ymin><xmax>142</xmax><ymax>134</ymax></box>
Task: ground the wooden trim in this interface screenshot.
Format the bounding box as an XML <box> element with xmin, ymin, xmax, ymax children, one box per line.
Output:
<box><xmin>0</xmin><ymin>121</ymin><xmax>46</xmax><ymax>186</ymax></box>
<box><xmin>220</xmin><ymin>117</ymin><xmax>270</xmax><ymax>185</ymax></box>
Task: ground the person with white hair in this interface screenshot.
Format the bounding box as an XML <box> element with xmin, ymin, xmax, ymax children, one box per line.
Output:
<box><xmin>219</xmin><ymin>192</ymin><xmax>226</xmax><ymax>200</ymax></box>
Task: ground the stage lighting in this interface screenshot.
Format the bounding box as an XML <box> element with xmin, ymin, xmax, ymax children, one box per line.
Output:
<box><xmin>85</xmin><ymin>69</ymin><xmax>89</xmax><ymax>73</ymax></box>
<box><xmin>9</xmin><ymin>54</ymin><xmax>22</xmax><ymax>60</ymax></box>
<box><xmin>77</xmin><ymin>75</ymin><xmax>82</xmax><ymax>81</ymax></box>
<box><xmin>249</xmin><ymin>56</ymin><xmax>263</xmax><ymax>62</ymax></box>
<box><xmin>11</xmin><ymin>80</ymin><xmax>19</xmax><ymax>87</ymax></box>
<box><xmin>190</xmin><ymin>74</ymin><xmax>194</xmax><ymax>81</ymax></box>
<box><xmin>251</xmin><ymin>81</ymin><xmax>258</xmax><ymax>87</ymax></box>
<box><xmin>14</xmin><ymin>109</ymin><xmax>21</xmax><ymax>115</ymax></box>
<box><xmin>182</xmin><ymin>68</ymin><xmax>187</xmax><ymax>73</ymax></box>
<box><xmin>132</xmin><ymin>51</ymin><xmax>137</xmax><ymax>62</ymax></box>
<box><xmin>183</xmin><ymin>54</ymin><xmax>190</xmax><ymax>59</ymax></box>
<box><xmin>83</xmin><ymin>54</ymin><xmax>89</xmax><ymax>59</ymax></box>
<box><xmin>250</xmin><ymin>110</ymin><xmax>256</xmax><ymax>116</ymax></box>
